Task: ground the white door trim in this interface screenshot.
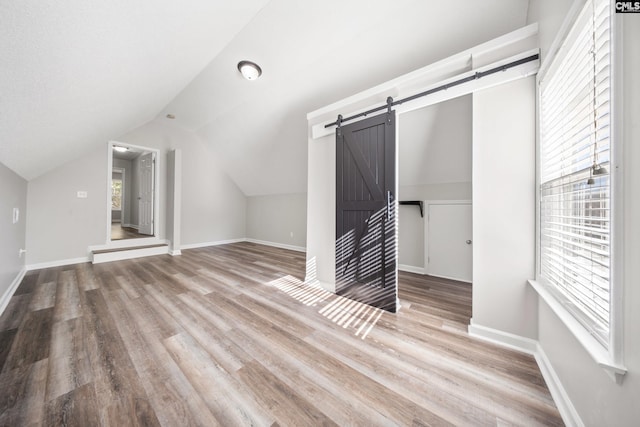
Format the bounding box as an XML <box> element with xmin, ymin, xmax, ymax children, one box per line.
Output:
<box><xmin>424</xmin><ymin>199</ymin><xmax>472</xmax><ymax>282</ymax></box>
<box><xmin>137</xmin><ymin>151</ymin><xmax>155</xmax><ymax>236</ymax></box>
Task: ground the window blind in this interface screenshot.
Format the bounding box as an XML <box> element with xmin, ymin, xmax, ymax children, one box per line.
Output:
<box><xmin>539</xmin><ymin>0</ymin><xmax>611</xmax><ymax>348</ymax></box>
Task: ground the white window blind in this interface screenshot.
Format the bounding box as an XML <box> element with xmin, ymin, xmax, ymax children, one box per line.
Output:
<box><xmin>539</xmin><ymin>0</ymin><xmax>611</xmax><ymax>348</ymax></box>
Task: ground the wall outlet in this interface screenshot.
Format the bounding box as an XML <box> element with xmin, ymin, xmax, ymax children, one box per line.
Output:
<box><xmin>12</xmin><ymin>207</ymin><xmax>19</xmax><ymax>224</ymax></box>
<box><xmin>290</xmin><ymin>232</ymin><xmax>294</xmax><ymax>238</ymax></box>
<box><xmin>77</xmin><ymin>191</ymin><xmax>88</xmax><ymax>198</ymax></box>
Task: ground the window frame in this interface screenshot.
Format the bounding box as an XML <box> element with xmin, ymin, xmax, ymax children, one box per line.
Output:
<box><xmin>532</xmin><ymin>0</ymin><xmax>625</xmax><ymax>381</ymax></box>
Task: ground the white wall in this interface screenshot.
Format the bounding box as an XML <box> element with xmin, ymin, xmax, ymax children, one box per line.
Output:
<box><xmin>0</xmin><ymin>162</ymin><xmax>27</xmax><ymax>303</ymax></box>
<box><xmin>471</xmin><ymin>76</ymin><xmax>537</xmax><ymax>339</ymax></box>
<box><xmin>305</xmin><ymin>133</ymin><xmax>336</xmax><ymax>290</ymax></box>
<box><xmin>26</xmin><ymin>146</ymin><xmax>107</xmax><ymax>264</ymax></box>
<box><xmin>398</xmin><ymin>183</ymin><xmax>472</xmax><ymax>201</ymax></box>
<box><xmin>399</xmin><ymin>95</ymin><xmax>472</xmax><ymax>187</ymax></box>
<box><xmin>528</xmin><ymin>2</ymin><xmax>640</xmax><ymax>425</ymax></box>
<box><xmin>117</xmin><ymin>120</ymin><xmax>247</xmax><ymax>247</ymax></box>
<box><xmin>526</xmin><ymin>0</ymin><xmax>574</xmax><ymax>58</ymax></box>
<box><xmin>25</xmin><ymin>119</ymin><xmax>247</xmax><ymax>264</ymax></box>
<box><xmin>166</xmin><ymin>149</ymin><xmax>182</xmax><ymax>254</ymax></box>
<box><xmin>246</xmin><ymin>193</ymin><xmax>307</xmax><ymax>250</ymax></box>
<box><xmin>398</xmin><ymin>95</ymin><xmax>472</xmax><ymax>270</ymax></box>
<box><xmin>398</xmin><ymin>184</ymin><xmax>472</xmax><ymax>270</ymax></box>
<box><xmin>397</xmin><ymin>207</ymin><xmax>425</xmax><ymax>269</ymax></box>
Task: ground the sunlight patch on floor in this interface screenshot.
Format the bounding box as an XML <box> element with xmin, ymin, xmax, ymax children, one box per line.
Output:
<box><xmin>268</xmin><ymin>275</ymin><xmax>383</xmax><ymax>340</ymax></box>
<box><xmin>268</xmin><ymin>275</ymin><xmax>330</xmax><ymax>306</ymax></box>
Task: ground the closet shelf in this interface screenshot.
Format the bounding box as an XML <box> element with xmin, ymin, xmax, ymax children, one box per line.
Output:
<box><xmin>399</xmin><ymin>200</ymin><xmax>424</xmax><ymax>217</ymax></box>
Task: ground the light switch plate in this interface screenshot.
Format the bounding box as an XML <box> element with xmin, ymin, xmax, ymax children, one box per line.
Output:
<box><xmin>77</xmin><ymin>191</ymin><xmax>88</xmax><ymax>198</ymax></box>
<box><xmin>12</xmin><ymin>207</ymin><xmax>19</xmax><ymax>224</ymax></box>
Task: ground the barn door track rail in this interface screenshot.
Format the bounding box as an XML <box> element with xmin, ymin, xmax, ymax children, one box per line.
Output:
<box><xmin>326</xmin><ymin>53</ymin><xmax>539</xmax><ymax>130</ymax></box>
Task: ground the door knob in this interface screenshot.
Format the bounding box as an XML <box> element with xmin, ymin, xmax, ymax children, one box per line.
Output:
<box><xmin>466</xmin><ymin>240</ymin><xmax>472</xmax><ymax>244</ymax></box>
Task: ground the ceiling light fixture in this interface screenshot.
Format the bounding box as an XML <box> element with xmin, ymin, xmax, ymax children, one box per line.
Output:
<box><xmin>166</xmin><ymin>114</ymin><xmax>175</xmax><ymax>119</ymax></box>
<box><xmin>114</xmin><ymin>146</ymin><xmax>128</xmax><ymax>153</ymax></box>
<box><xmin>237</xmin><ymin>60</ymin><xmax>262</xmax><ymax>81</ymax></box>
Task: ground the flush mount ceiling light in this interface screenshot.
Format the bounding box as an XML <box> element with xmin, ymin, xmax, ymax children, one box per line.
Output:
<box><xmin>237</xmin><ymin>60</ymin><xmax>262</xmax><ymax>81</ymax></box>
<box><xmin>114</xmin><ymin>146</ymin><xmax>128</xmax><ymax>153</ymax></box>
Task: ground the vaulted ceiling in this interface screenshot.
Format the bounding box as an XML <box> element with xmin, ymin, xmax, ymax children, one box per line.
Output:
<box><xmin>0</xmin><ymin>0</ymin><xmax>530</xmax><ymax>195</ymax></box>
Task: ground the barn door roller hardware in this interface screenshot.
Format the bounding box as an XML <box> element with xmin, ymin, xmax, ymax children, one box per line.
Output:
<box><xmin>326</xmin><ymin>53</ymin><xmax>539</xmax><ymax>130</ymax></box>
<box><xmin>336</xmin><ymin>114</ymin><xmax>343</xmax><ymax>137</ymax></box>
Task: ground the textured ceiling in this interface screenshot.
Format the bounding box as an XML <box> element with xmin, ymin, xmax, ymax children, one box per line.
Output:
<box><xmin>1</xmin><ymin>0</ymin><xmax>530</xmax><ymax>194</ymax></box>
<box><xmin>0</xmin><ymin>0</ymin><xmax>269</xmax><ymax>180</ymax></box>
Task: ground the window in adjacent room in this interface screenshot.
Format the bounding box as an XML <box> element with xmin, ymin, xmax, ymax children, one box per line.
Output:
<box><xmin>112</xmin><ymin>178</ymin><xmax>123</xmax><ymax>211</ymax></box>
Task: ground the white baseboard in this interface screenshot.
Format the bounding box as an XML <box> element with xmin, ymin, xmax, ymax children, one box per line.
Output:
<box><xmin>0</xmin><ymin>267</ymin><xmax>27</xmax><ymax>316</ymax></box>
<box><xmin>245</xmin><ymin>238</ymin><xmax>305</xmax><ymax>253</ymax></box>
<box><xmin>468</xmin><ymin>320</ymin><xmax>582</xmax><ymax>427</ymax></box>
<box><xmin>468</xmin><ymin>320</ymin><xmax>538</xmax><ymax>354</ymax></box>
<box><xmin>180</xmin><ymin>238</ymin><xmax>246</xmax><ymax>250</ymax></box>
<box><xmin>534</xmin><ymin>343</ymin><xmax>584</xmax><ymax>427</ymax></box>
<box><xmin>398</xmin><ymin>264</ymin><xmax>472</xmax><ymax>282</ymax></box>
<box><xmin>170</xmin><ymin>249</ymin><xmax>182</xmax><ymax>256</ymax></box>
<box><xmin>429</xmin><ymin>273</ymin><xmax>472</xmax><ymax>284</ymax></box>
<box><xmin>180</xmin><ymin>238</ymin><xmax>306</xmax><ymax>253</ymax></box>
<box><xmin>26</xmin><ymin>257</ymin><xmax>90</xmax><ymax>271</ymax></box>
<box><xmin>399</xmin><ymin>264</ymin><xmax>426</xmax><ymax>275</ymax></box>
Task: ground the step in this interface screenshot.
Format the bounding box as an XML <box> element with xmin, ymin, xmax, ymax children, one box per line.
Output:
<box><xmin>91</xmin><ymin>243</ymin><xmax>169</xmax><ymax>264</ymax></box>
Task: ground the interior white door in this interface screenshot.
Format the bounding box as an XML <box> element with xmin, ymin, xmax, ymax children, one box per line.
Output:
<box><xmin>138</xmin><ymin>152</ymin><xmax>154</xmax><ymax>235</ymax></box>
<box><xmin>427</xmin><ymin>203</ymin><xmax>472</xmax><ymax>282</ymax></box>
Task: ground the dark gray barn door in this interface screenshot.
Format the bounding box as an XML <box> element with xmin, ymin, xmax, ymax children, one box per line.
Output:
<box><xmin>336</xmin><ymin>112</ymin><xmax>397</xmax><ymax>312</ymax></box>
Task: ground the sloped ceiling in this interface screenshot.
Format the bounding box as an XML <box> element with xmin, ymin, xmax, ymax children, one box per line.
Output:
<box><xmin>1</xmin><ymin>0</ymin><xmax>530</xmax><ymax>195</ymax></box>
<box><xmin>0</xmin><ymin>0</ymin><xmax>270</xmax><ymax>180</ymax></box>
<box><xmin>399</xmin><ymin>96</ymin><xmax>472</xmax><ymax>187</ymax></box>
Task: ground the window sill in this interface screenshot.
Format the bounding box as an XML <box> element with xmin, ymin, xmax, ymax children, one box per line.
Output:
<box><xmin>528</xmin><ymin>279</ymin><xmax>627</xmax><ymax>383</ymax></box>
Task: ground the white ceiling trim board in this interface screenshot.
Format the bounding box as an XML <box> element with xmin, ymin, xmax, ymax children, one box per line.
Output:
<box><xmin>308</xmin><ymin>23</ymin><xmax>539</xmax><ymax>139</ymax></box>
<box><xmin>310</xmin><ymin>49</ymin><xmax>540</xmax><ymax>140</ymax></box>
<box><xmin>395</xmin><ymin>50</ymin><xmax>540</xmax><ymax>115</ymax></box>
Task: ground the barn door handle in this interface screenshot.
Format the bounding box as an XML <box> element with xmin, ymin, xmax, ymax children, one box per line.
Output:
<box><xmin>387</xmin><ymin>191</ymin><xmax>393</xmax><ymax>220</ymax></box>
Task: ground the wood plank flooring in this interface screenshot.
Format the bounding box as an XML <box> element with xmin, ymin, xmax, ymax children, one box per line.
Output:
<box><xmin>0</xmin><ymin>242</ymin><xmax>563</xmax><ymax>426</ymax></box>
<box><xmin>111</xmin><ymin>224</ymin><xmax>147</xmax><ymax>240</ymax></box>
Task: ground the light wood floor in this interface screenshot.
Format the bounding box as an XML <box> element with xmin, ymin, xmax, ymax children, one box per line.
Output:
<box><xmin>111</xmin><ymin>223</ymin><xmax>148</xmax><ymax>240</ymax></box>
<box><xmin>0</xmin><ymin>242</ymin><xmax>563</xmax><ymax>426</ymax></box>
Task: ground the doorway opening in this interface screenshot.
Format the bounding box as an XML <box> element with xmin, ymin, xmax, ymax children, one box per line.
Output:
<box><xmin>106</xmin><ymin>141</ymin><xmax>160</xmax><ymax>245</ymax></box>
<box><xmin>397</xmin><ymin>95</ymin><xmax>473</xmax><ymax>285</ymax></box>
